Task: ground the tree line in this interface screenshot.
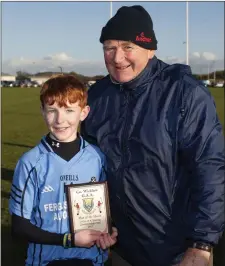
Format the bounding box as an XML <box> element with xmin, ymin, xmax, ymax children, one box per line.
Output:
<box><xmin>3</xmin><ymin>69</ymin><xmax>224</xmax><ymax>84</ymax></box>
<box><xmin>193</xmin><ymin>70</ymin><xmax>224</xmax><ymax>81</ymax></box>
<box><xmin>15</xmin><ymin>71</ymin><xmax>105</xmax><ymax>83</ymax></box>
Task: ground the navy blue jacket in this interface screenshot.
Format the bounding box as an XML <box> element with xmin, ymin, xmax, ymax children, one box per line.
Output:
<box><xmin>81</xmin><ymin>56</ymin><xmax>224</xmax><ymax>266</ymax></box>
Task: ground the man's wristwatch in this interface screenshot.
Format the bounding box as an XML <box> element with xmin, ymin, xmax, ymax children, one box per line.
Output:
<box><xmin>190</xmin><ymin>242</ymin><xmax>213</xmax><ymax>253</ymax></box>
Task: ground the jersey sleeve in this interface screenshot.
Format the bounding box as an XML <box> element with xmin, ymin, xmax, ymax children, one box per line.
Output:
<box><xmin>9</xmin><ymin>158</ymin><xmax>37</xmax><ymax>220</ymax></box>
<box><xmin>88</xmin><ymin>142</ymin><xmax>107</xmax><ymax>182</ymax></box>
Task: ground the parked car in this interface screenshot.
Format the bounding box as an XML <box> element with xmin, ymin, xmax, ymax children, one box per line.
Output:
<box><xmin>1</xmin><ymin>80</ymin><xmax>14</xmax><ymax>87</ymax></box>
<box><xmin>20</xmin><ymin>80</ymin><xmax>32</xmax><ymax>87</ymax></box>
<box><xmin>215</xmin><ymin>82</ymin><xmax>224</xmax><ymax>88</ymax></box>
<box><xmin>202</xmin><ymin>79</ymin><xmax>211</xmax><ymax>86</ymax></box>
<box><xmin>1</xmin><ymin>81</ymin><xmax>8</xmax><ymax>87</ymax></box>
<box><xmin>199</xmin><ymin>80</ymin><xmax>207</xmax><ymax>87</ymax></box>
<box><xmin>26</xmin><ymin>81</ymin><xmax>33</xmax><ymax>87</ymax></box>
<box><xmin>31</xmin><ymin>81</ymin><xmax>39</xmax><ymax>87</ymax></box>
<box><xmin>13</xmin><ymin>80</ymin><xmax>23</xmax><ymax>87</ymax></box>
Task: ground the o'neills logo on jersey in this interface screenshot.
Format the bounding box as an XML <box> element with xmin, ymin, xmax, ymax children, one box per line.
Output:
<box><xmin>136</xmin><ymin>32</ymin><xmax>152</xmax><ymax>43</ymax></box>
<box><xmin>60</xmin><ymin>174</ymin><xmax>79</xmax><ymax>182</ymax></box>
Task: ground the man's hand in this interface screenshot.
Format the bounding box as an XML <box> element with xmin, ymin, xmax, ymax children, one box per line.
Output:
<box><xmin>176</xmin><ymin>248</ymin><xmax>211</xmax><ymax>266</ymax></box>
<box><xmin>74</xmin><ymin>229</ymin><xmax>102</xmax><ymax>248</ymax></box>
<box><xmin>96</xmin><ymin>227</ymin><xmax>118</xmax><ymax>249</ymax></box>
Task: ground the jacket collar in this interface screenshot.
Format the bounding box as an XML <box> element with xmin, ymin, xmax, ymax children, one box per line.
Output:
<box><xmin>110</xmin><ymin>56</ymin><xmax>160</xmax><ymax>91</ymax></box>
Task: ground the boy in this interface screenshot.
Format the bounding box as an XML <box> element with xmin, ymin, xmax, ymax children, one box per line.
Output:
<box><xmin>9</xmin><ymin>74</ymin><xmax>117</xmax><ymax>266</ymax></box>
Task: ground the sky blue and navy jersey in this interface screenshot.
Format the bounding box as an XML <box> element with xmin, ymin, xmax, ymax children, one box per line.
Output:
<box><xmin>9</xmin><ymin>136</ymin><xmax>107</xmax><ymax>266</ymax></box>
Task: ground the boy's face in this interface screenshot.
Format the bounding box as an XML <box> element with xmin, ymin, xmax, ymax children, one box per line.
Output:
<box><xmin>41</xmin><ymin>101</ymin><xmax>89</xmax><ymax>142</ymax></box>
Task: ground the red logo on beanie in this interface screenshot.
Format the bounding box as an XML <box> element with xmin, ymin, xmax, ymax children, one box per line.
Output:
<box><xmin>136</xmin><ymin>32</ymin><xmax>152</xmax><ymax>43</ymax></box>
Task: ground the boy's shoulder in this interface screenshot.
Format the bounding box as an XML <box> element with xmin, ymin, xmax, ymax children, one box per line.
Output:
<box><xmin>83</xmin><ymin>140</ymin><xmax>105</xmax><ymax>163</ymax></box>
<box><xmin>18</xmin><ymin>138</ymin><xmax>49</xmax><ymax>166</ymax></box>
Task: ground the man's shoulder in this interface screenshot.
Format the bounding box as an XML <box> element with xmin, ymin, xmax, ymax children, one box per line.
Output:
<box><xmin>89</xmin><ymin>75</ymin><xmax>110</xmax><ymax>90</ymax></box>
<box><xmin>158</xmin><ymin>61</ymin><xmax>206</xmax><ymax>94</ymax></box>
<box><xmin>159</xmin><ymin>61</ymin><xmax>192</xmax><ymax>81</ymax></box>
<box><xmin>87</xmin><ymin>75</ymin><xmax>111</xmax><ymax>100</ymax></box>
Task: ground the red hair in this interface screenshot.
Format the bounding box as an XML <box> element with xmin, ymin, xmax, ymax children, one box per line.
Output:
<box><xmin>40</xmin><ymin>74</ymin><xmax>87</xmax><ymax>108</ymax></box>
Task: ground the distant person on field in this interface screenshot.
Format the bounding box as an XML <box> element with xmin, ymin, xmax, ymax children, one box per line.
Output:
<box><xmin>9</xmin><ymin>74</ymin><xmax>117</xmax><ymax>266</ymax></box>
<box><xmin>81</xmin><ymin>5</ymin><xmax>225</xmax><ymax>266</ymax></box>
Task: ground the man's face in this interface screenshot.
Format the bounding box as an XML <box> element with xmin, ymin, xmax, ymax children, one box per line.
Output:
<box><xmin>103</xmin><ymin>40</ymin><xmax>155</xmax><ymax>83</ymax></box>
<box><xmin>41</xmin><ymin>101</ymin><xmax>89</xmax><ymax>142</ymax></box>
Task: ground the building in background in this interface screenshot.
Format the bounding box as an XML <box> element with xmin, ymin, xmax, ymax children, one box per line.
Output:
<box><xmin>1</xmin><ymin>74</ymin><xmax>16</xmax><ymax>82</ymax></box>
<box><xmin>30</xmin><ymin>76</ymin><xmax>52</xmax><ymax>85</ymax></box>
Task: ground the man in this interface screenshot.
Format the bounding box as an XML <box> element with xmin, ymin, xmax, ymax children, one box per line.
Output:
<box><xmin>81</xmin><ymin>5</ymin><xmax>224</xmax><ymax>266</ymax></box>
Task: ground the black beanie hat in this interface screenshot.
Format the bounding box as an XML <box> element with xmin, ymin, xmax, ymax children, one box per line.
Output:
<box><xmin>100</xmin><ymin>5</ymin><xmax>158</xmax><ymax>50</ymax></box>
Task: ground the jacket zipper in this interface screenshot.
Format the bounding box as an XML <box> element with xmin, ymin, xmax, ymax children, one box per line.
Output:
<box><xmin>121</xmin><ymin>90</ymin><xmax>131</xmax><ymax>166</ymax></box>
<box><xmin>118</xmin><ymin>88</ymin><xmax>132</xmax><ymax>214</ymax></box>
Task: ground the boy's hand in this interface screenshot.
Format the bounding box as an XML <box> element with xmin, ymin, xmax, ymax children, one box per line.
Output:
<box><xmin>74</xmin><ymin>229</ymin><xmax>102</xmax><ymax>248</ymax></box>
<box><xmin>96</xmin><ymin>227</ymin><xmax>118</xmax><ymax>249</ymax></box>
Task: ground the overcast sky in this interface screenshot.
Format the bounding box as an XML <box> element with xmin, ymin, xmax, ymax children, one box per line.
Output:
<box><xmin>2</xmin><ymin>1</ymin><xmax>224</xmax><ymax>75</ymax></box>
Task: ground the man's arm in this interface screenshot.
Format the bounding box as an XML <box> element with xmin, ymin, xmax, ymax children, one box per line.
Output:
<box><xmin>178</xmin><ymin>82</ymin><xmax>224</xmax><ymax>265</ymax></box>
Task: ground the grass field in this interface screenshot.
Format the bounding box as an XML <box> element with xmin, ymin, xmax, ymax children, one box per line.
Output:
<box><xmin>1</xmin><ymin>86</ymin><xmax>224</xmax><ymax>266</ymax></box>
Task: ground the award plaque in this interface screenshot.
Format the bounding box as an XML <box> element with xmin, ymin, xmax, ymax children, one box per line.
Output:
<box><xmin>65</xmin><ymin>181</ymin><xmax>111</xmax><ymax>234</ymax></box>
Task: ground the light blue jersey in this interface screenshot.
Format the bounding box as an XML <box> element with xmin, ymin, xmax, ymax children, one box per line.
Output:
<box><xmin>9</xmin><ymin>136</ymin><xmax>108</xmax><ymax>266</ymax></box>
